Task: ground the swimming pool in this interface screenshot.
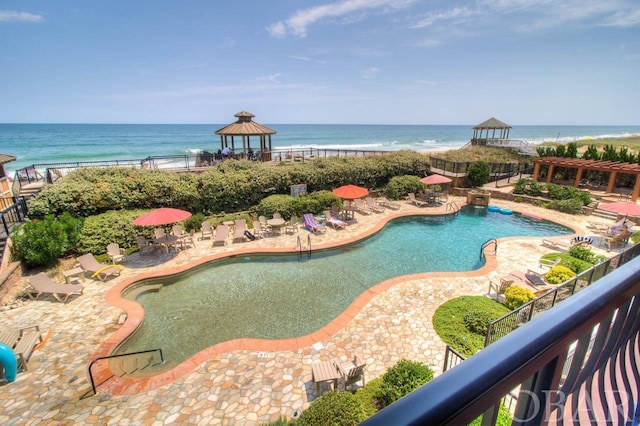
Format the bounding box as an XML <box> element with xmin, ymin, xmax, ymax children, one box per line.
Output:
<box><xmin>116</xmin><ymin>207</ymin><xmax>572</xmax><ymax>371</ymax></box>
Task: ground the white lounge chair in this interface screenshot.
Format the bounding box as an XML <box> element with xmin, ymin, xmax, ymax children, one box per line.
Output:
<box><xmin>106</xmin><ymin>243</ymin><xmax>127</xmax><ymax>264</ymax></box>
<box><xmin>28</xmin><ymin>273</ymin><xmax>84</xmax><ymax>302</ymax></box>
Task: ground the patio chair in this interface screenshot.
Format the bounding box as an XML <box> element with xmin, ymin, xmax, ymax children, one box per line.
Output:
<box><xmin>252</xmin><ymin>220</ymin><xmax>266</xmax><ymax>239</ymax></box>
<box><xmin>233</xmin><ymin>219</ymin><xmax>248</xmax><ymax>242</ymax></box>
<box><xmin>487</xmin><ymin>277</ymin><xmax>513</xmax><ymax>300</ymax></box>
<box><xmin>273</xmin><ymin>212</ymin><xmax>282</xmax><ymax>220</ymax></box>
<box><xmin>285</xmin><ymin>216</ymin><xmax>299</xmax><ymax>234</ymax></box>
<box><xmin>136</xmin><ymin>236</ymin><xmax>156</xmax><ymax>255</ymax></box>
<box><xmin>408</xmin><ymin>192</ymin><xmax>428</xmax><ymax>207</ymax></box>
<box><xmin>538</xmin><ymin>257</ymin><xmax>561</xmax><ymax>270</ymax></box>
<box><xmin>377</xmin><ymin>196</ymin><xmax>400</xmax><ymax>210</ymax></box>
<box><xmin>154</xmin><ymin>228</ymin><xmax>166</xmax><ymax>240</ymax></box>
<box><xmin>106</xmin><ymin>243</ymin><xmax>127</xmax><ymax>264</ymax></box>
<box><xmin>0</xmin><ymin>325</ymin><xmax>42</xmax><ymax>373</ymax></box>
<box><xmin>507</xmin><ymin>271</ymin><xmax>552</xmax><ymax>295</ymax></box>
<box><xmin>302</xmin><ymin>213</ymin><xmax>326</xmax><ymax>234</ymax></box>
<box><xmin>28</xmin><ymin>273</ymin><xmax>84</xmax><ymax>302</ymax></box>
<box><xmin>213</xmin><ymin>224</ymin><xmax>229</xmax><ymax>246</ymax></box>
<box><xmin>353</xmin><ymin>198</ymin><xmax>372</xmax><ymax>215</ymax></box>
<box><xmin>180</xmin><ymin>229</ymin><xmax>196</xmax><ymax>249</ymax></box>
<box><xmin>336</xmin><ymin>355</ymin><xmax>366</xmax><ymax>390</ymax></box>
<box><xmin>604</xmin><ymin>230</ymin><xmax>631</xmax><ymax>252</ymax></box>
<box><xmin>365</xmin><ymin>197</ymin><xmax>385</xmax><ymax>213</ymax></box>
<box><xmin>200</xmin><ymin>221</ymin><xmax>213</xmax><ymax>240</ymax></box>
<box><xmin>323</xmin><ymin>210</ymin><xmax>346</xmax><ymax>229</ymax></box>
<box><xmin>75</xmin><ymin>253</ymin><xmax>124</xmax><ymax>281</ymax></box>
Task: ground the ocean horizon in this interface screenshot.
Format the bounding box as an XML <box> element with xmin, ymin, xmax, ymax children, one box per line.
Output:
<box><xmin>2</xmin><ymin>123</ymin><xmax>640</xmax><ymax>176</ymax></box>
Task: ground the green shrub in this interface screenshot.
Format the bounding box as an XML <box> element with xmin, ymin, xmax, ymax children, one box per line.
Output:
<box><xmin>76</xmin><ymin>209</ymin><xmax>152</xmax><ymax>255</ymax></box>
<box><xmin>546</xmin><ymin>184</ymin><xmax>591</xmax><ymax>205</ymax></box>
<box><xmin>469</xmin><ymin>404</ymin><xmax>513</xmax><ymax>426</ymax></box>
<box><xmin>376</xmin><ymin>359</ymin><xmax>434</xmax><ymax>409</ymax></box>
<box><xmin>568</xmin><ymin>245</ymin><xmax>599</xmax><ymax>263</ymax></box>
<box><xmin>385</xmin><ymin>175</ymin><xmax>425</xmax><ymax>200</ymax></box>
<box><xmin>544</xmin><ymin>265</ymin><xmax>576</xmax><ymax>284</ymax></box>
<box><xmin>433</xmin><ymin>296</ymin><xmax>510</xmax><ymax>357</ymax></box>
<box><xmin>297</xmin><ymin>391</ymin><xmax>367</xmax><ymax>426</ymax></box>
<box><xmin>10</xmin><ymin>213</ymin><xmax>84</xmax><ymax>267</ymax></box>
<box><xmin>513</xmin><ymin>178</ymin><xmax>544</xmax><ymax>196</ymax></box>
<box><xmin>256</xmin><ymin>191</ymin><xmax>342</xmax><ymax>218</ymax></box>
<box><xmin>504</xmin><ymin>286</ymin><xmax>535</xmax><ymax>310</ymax></box>
<box><xmin>183</xmin><ymin>213</ymin><xmax>205</xmax><ymax>232</ymax></box>
<box><xmin>631</xmin><ymin>231</ymin><xmax>640</xmax><ymax>243</ymax></box>
<box><xmin>463</xmin><ymin>310</ymin><xmax>496</xmax><ymax>335</ymax></box>
<box><xmin>466</xmin><ymin>161</ymin><xmax>491</xmax><ymax>187</ymax></box>
<box><xmin>353</xmin><ymin>377</ymin><xmax>384</xmax><ymax>417</ymax></box>
<box><xmin>548</xmin><ymin>198</ymin><xmax>584</xmax><ymax>214</ymax></box>
<box><xmin>262</xmin><ymin>416</ymin><xmax>295</xmax><ymax>426</ymax></box>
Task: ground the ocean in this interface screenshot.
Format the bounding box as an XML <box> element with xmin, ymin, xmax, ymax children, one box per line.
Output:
<box><xmin>1</xmin><ymin>123</ymin><xmax>639</xmax><ymax>175</ymax></box>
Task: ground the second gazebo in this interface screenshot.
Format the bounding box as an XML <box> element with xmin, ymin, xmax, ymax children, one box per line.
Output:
<box><xmin>471</xmin><ymin>117</ymin><xmax>511</xmax><ymax>146</ymax></box>
<box><xmin>215</xmin><ymin>111</ymin><xmax>276</xmax><ymax>161</ymax></box>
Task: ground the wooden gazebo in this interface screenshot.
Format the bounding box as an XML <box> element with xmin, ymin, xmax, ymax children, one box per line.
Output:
<box><xmin>533</xmin><ymin>157</ymin><xmax>640</xmax><ymax>202</ymax></box>
<box><xmin>471</xmin><ymin>117</ymin><xmax>511</xmax><ymax>146</ymax></box>
<box><xmin>214</xmin><ymin>111</ymin><xmax>276</xmax><ymax>161</ymax></box>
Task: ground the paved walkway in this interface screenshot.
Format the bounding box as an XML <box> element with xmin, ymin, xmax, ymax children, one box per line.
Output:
<box><xmin>0</xmin><ymin>197</ymin><xmax>613</xmax><ymax>425</ymax></box>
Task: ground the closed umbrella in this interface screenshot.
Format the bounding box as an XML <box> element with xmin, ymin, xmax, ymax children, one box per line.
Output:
<box><xmin>599</xmin><ymin>202</ymin><xmax>640</xmax><ymax>216</ymax></box>
<box><xmin>420</xmin><ymin>174</ymin><xmax>452</xmax><ymax>185</ymax></box>
<box><xmin>332</xmin><ymin>184</ymin><xmax>369</xmax><ymax>200</ymax></box>
<box><xmin>133</xmin><ymin>208</ymin><xmax>192</xmax><ymax>226</ymax></box>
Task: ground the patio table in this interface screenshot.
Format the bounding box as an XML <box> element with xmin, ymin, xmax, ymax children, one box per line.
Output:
<box><xmin>311</xmin><ymin>360</ymin><xmax>341</xmax><ymax>395</ymax></box>
<box><xmin>154</xmin><ymin>234</ymin><xmax>179</xmax><ymax>253</ymax></box>
<box><xmin>267</xmin><ymin>218</ymin><xmax>285</xmax><ymax>235</ymax></box>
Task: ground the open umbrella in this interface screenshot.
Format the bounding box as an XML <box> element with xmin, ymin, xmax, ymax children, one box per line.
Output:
<box><xmin>599</xmin><ymin>202</ymin><xmax>640</xmax><ymax>216</ymax></box>
<box><xmin>133</xmin><ymin>208</ymin><xmax>192</xmax><ymax>226</ymax></box>
<box><xmin>332</xmin><ymin>184</ymin><xmax>369</xmax><ymax>199</ymax></box>
<box><xmin>420</xmin><ymin>174</ymin><xmax>452</xmax><ymax>185</ymax></box>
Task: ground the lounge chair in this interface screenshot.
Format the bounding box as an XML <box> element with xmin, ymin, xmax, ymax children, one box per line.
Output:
<box><xmin>604</xmin><ymin>230</ymin><xmax>631</xmax><ymax>251</ymax></box>
<box><xmin>233</xmin><ymin>219</ymin><xmax>247</xmax><ymax>242</ymax></box>
<box><xmin>353</xmin><ymin>199</ymin><xmax>372</xmax><ymax>215</ymax></box>
<box><xmin>487</xmin><ymin>277</ymin><xmax>513</xmax><ymax>300</ymax></box>
<box><xmin>106</xmin><ymin>243</ymin><xmax>127</xmax><ymax>264</ymax></box>
<box><xmin>0</xmin><ymin>325</ymin><xmax>42</xmax><ymax>373</ymax></box>
<box><xmin>541</xmin><ymin>237</ymin><xmax>589</xmax><ymax>251</ymax></box>
<box><xmin>408</xmin><ymin>193</ymin><xmax>428</xmax><ymax>207</ymax></box>
<box><xmin>302</xmin><ymin>213</ymin><xmax>326</xmax><ymax>234</ymax></box>
<box><xmin>213</xmin><ymin>224</ymin><xmax>229</xmax><ymax>246</ymax></box>
<box><xmin>28</xmin><ymin>273</ymin><xmax>84</xmax><ymax>302</ymax></box>
<box><xmin>507</xmin><ymin>271</ymin><xmax>553</xmax><ymax>295</ymax></box>
<box><xmin>336</xmin><ymin>355</ymin><xmax>366</xmax><ymax>390</ymax></box>
<box><xmin>377</xmin><ymin>196</ymin><xmax>400</xmax><ymax>210</ymax></box>
<box><xmin>365</xmin><ymin>197</ymin><xmax>385</xmax><ymax>213</ymax></box>
<box><xmin>323</xmin><ymin>210</ymin><xmax>346</xmax><ymax>229</ymax></box>
<box><xmin>136</xmin><ymin>236</ymin><xmax>156</xmax><ymax>255</ymax></box>
<box><xmin>285</xmin><ymin>216</ymin><xmax>299</xmax><ymax>234</ymax></box>
<box><xmin>75</xmin><ymin>253</ymin><xmax>124</xmax><ymax>281</ymax></box>
<box><xmin>538</xmin><ymin>257</ymin><xmax>561</xmax><ymax>270</ymax></box>
<box><xmin>200</xmin><ymin>221</ymin><xmax>213</xmax><ymax>240</ymax></box>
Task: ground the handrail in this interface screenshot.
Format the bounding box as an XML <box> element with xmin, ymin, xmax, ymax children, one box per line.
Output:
<box><xmin>445</xmin><ymin>201</ymin><xmax>459</xmax><ymax>212</ymax></box>
<box><xmin>87</xmin><ymin>348</ymin><xmax>164</xmax><ymax>396</ymax></box>
<box><xmin>480</xmin><ymin>238</ymin><xmax>497</xmax><ymax>259</ymax></box>
<box><xmin>307</xmin><ymin>234</ymin><xmax>311</xmax><ymax>259</ymax></box>
<box><xmin>296</xmin><ymin>236</ymin><xmax>302</xmax><ymax>261</ymax></box>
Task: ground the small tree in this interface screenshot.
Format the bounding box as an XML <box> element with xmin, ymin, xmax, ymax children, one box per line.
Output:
<box><xmin>467</xmin><ymin>161</ymin><xmax>491</xmax><ymax>187</ymax></box>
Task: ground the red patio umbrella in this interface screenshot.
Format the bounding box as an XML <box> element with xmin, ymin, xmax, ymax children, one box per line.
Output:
<box><xmin>133</xmin><ymin>208</ymin><xmax>192</xmax><ymax>226</ymax></box>
<box><xmin>599</xmin><ymin>202</ymin><xmax>640</xmax><ymax>216</ymax></box>
<box><xmin>420</xmin><ymin>174</ymin><xmax>452</xmax><ymax>185</ymax></box>
<box><xmin>332</xmin><ymin>184</ymin><xmax>369</xmax><ymax>199</ymax></box>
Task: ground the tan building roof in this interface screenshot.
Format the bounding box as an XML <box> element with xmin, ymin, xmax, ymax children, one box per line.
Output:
<box><xmin>0</xmin><ymin>153</ymin><xmax>16</xmax><ymax>164</ymax></box>
<box><xmin>473</xmin><ymin>117</ymin><xmax>511</xmax><ymax>130</ymax></box>
<box><xmin>215</xmin><ymin>111</ymin><xmax>276</xmax><ymax>136</ymax></box>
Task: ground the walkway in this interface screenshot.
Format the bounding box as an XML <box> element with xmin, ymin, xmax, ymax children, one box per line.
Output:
<box><xmin>0</xmin><ymin>197</ymin><xmax>611</xmax><ymax>425</ymax></box>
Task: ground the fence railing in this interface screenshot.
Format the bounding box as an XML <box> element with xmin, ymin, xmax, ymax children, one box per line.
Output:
<box><xmin>485</xmin><ymin>243</ymin><xmax>640</xmax><ymax>347</ymax></box>
<box><xmin>362</xmin><ymin>256</ymin><xmax>640</xmax><ymax>425</ymax></box>
<box><xmin>429</xmin><ymin>157</ymin><xmax>533</xmax><ymax>184</ymax></box>
<box><xmin>0</xmin><ymin>196</ymin><xmax>28</xmax><ymax>235</ymax></box>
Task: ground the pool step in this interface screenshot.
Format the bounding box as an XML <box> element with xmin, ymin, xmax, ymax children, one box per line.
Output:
<box><xmin>110</xmin><ymin>354</ymin><xmax>162</xmax><ymax>376</ymax></box>
<box><xmin>124</xmin><ymin>283</ymin><xmax>163</xmax><ymax>299</ymax></box>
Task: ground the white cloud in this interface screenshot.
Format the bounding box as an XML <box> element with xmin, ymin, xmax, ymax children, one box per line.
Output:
<box><xmin>267</xmin><ymin>0</ymin><xmax>416</xmax><ymax>38</ymax></box>
<box><xmin>414</xmin><ymin>38</ymin><xmax>442</xmax><ymax>48</ymax></box>
<box><xmin>361</xmin><ymin>67</ymin><xmax>380</xmax><ymax>79</ymax></box>
<box><xmin>0</xmin><ymin>10</ymin><xmax>44</xmax><ymax>23</ymax></box>
<box><xmin>601</xmin><ymin>7</ymin><xmax>640</xmax><ymax>27</ymax></box>
<box><xmin>411</xmin><ymin>7</ymin><xmax>474</xmax><ymax>29</ymax></box>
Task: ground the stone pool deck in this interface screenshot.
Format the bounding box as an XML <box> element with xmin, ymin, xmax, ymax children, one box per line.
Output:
<box><xmin>0</xmin><ymin>197</ymin><xmax>614</xmax><ymax>425</ymax></box>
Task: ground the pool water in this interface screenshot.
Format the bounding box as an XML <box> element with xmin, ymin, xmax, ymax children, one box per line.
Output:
<box><xmin>117</xmin><ymin>207</ymin><xmax>572</xmax><ymax>370</ymax></box>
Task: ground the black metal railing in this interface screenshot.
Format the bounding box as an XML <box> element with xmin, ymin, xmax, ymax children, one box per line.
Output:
<box><xmin>362</xmin><ymin>256</ymin><xmax>640</xmax><ymax>425</ymax></box>
<box><xmin>0</xmin><ymin>196</ymin><xmax>28</xmax><ymax>235</ymax></box>
<box><xmin>480</xmin><ymin>238</ymin><xmax>497</xmax><ymax>259</ymax></box>
<box><xmin>485</xmin><ymin>244</ymin><xmax>640</xmax><ymax>346</ymax></box>
<box><xmin>87</xmin><ymin>348</ymin><xmax>164</xmax><ymax>396</ymax></box>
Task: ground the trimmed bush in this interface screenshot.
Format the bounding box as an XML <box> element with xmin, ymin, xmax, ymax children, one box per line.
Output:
<box><xmin>568</xmin><ymin>245</ymin><xmax>599</xmax><ymax>264</ymax></box>
<box><xmin>76</xmin><ymin>209</ymin><xmax>153</xmax><ymax>255</ymax></box>
<box><xmin>466</xmin><ymin>161</ymin><xmax>491</xmax><ymax>187</ymax></box>
<box><xmin>375</xmin><ymin>359</ymin><xmax>434</xmax><ymax>409</ymax></box>
<box><xmin>463</xmin><ymin>309</ymin><xmax>496</xmax><ymax>335</ymax></box>
<box><xmin>256</xmin><ymin>191</ymin><xmax>342</xmax><ymax>218</ymax></box>
<box><xmin>433</xmin><ymin>296</ymin><xmax>510</xmax><ymax>357</ymax></box>
<box><xmin>183</xmin><ymin>213</ymin><xmax>205</xmax><ymax>232</ymax></box>
<box><xmin>548</xmin><ymin>198</ymin><xmax>584</xmax><ymax>214</ymax></box>
<box><xmin>504</xmin><ymin>286</ymin><xmax>535</xmax><ymax>310</ymax></box>
<box><xmin>296</xmin><ymin>391</ymin><xmax>367</xmax><ymax>426</ymax></box>
<box><xmin>544</xmin><ymin>265</ymin><xmax>576</xmax><ymax>285</ymax></box>
<box><xmin>353</xmin><ymin>377</ymin><xmax>384</xmax><ymax>417</ymax></box>
<box><xmin>513</xmin><ymin>178</ymin><xmax>544</xmax><ymax>196</ymax></box>
<box><xmin>385</xmin><ymin>175</ymin><xmax>425</xmax><ymax>200</ymax></box>
<box><xmin>540</xmin><ymin>253</ymin><xmax>593</xmax><ymax>274</ymax></box>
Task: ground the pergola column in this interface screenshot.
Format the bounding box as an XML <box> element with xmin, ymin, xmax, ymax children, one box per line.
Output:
<box><xmin>606</xmin><ymin>172</ymin><xmax>617</xmax><ymax>193</ymax></box>
<box><xmin>574</xmin><ymin>168</ymin><xmax>584</xmax><ymax>187</ymax></box>
<box><xmin>631</xmin><ymin>176</ymin><xmax>640</xmax><ymax>202</ymax></box>
<box><xmin>546</xmin><ymin>165</ymin><xmax>554</xmax><ymax>183</ymax></box>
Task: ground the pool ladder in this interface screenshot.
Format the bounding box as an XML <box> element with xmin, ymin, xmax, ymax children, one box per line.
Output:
<box><xmin>480</xmin><ymin>238</ymin><xmax>497</xmax><ymax>259</ymax></box>
<box><xmin>445</xmin><ymin>201</ymin><xmax>459</xmax><ymax>213</ymax></box>
<box><xmin>87</xmin><ymin>348</ymin><xmax>165</xmax><ymax>396</ymax></box>
<box><xmin>296</xmin><ymin>235</ymin><xmax>311</xmax><ymax>261</ymax></box>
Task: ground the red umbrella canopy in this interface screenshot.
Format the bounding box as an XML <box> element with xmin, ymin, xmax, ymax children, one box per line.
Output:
<box><xmin>420</xmin><ymin>174</ymin><xmax>452</xmax><ymax>185</ymax></box>
<box><xmin>332</xmin><ymin>184</ymin><xmax>369</xmax><ymax>199</ymax></box>
<box><xmin>133</xmin><ymin>208</ymin><xmax>192</xmax><ymax>226</ymax></box>
<box><xmin>599</xmin><ymin>202</ymin><xmax>640</xmax><ymax>216</ymax></box>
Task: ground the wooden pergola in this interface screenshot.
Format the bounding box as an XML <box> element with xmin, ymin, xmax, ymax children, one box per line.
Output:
<box><xmin>471</xmin><ymin>117</ymin><xmax>511</xmax><ymax>146</ymax></box>
<box><xmin>533</xmin><ymin>157</ymin><xmax>640</xmax><ymax>201</ymax></box>
<box><xmin>214</xmin><ymin>111</ymin><xmax>276</xmax><ymax>161</ymax></box>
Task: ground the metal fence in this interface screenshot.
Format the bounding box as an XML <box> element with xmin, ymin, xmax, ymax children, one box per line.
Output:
<box><xmin>0</xmin><ymin>196</ymin><xmax>28</xmax><ymax>235</ymax></box>
<box><xmin>429</xmin><ymin>157</ymin><xmax>533</xmax><ymax>184</ymax></box>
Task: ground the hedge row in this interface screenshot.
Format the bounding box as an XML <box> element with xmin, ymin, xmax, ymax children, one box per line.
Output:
<box><xmin>27</xmin><ymin>151</ymin><xmax>431</xmax><ymax>218</ymax></box>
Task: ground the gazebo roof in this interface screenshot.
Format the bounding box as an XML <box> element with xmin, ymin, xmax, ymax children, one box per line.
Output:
<box><xmin>0</xmin><ymin>153</ymin><xmax>16</xmax><ymax>165</ymax></box>
<box><xmin>215</xmin><ymin>111</ymin><xmax>276</xmax><ymax>136</ymax></box>
<box><xmin>473</xmin><ymin>117</ymin><xmax>511</xmax><ymax>130</ymax></box>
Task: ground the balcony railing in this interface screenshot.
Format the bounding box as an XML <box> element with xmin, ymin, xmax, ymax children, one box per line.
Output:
<box><xmin>362</xmin><ymin>254</ymin><xmax>640</xmax><ymax>425</ymax></box>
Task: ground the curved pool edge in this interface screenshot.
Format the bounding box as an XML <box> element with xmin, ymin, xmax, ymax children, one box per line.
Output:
<box><xmin>91</xmin><ymin>206</ymin><xmax>580</xmax><ymax>395</ymax></box>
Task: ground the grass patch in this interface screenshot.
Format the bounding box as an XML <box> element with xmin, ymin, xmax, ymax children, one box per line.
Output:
<box><xmin>429</xmin><ymin>146</ymin><xmax>528</xmax><ymax>164</ymax></box>
<box><xmin>433</xmin><ymin>295</ymin><xmax>510</xmax><ymax>357</ymax></box>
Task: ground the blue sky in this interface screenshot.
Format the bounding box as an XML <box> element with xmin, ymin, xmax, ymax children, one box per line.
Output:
<box><xmin>1</xmin><ymin>0</ymin><xmax>639</xmax><ymax>125</ymax></box>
